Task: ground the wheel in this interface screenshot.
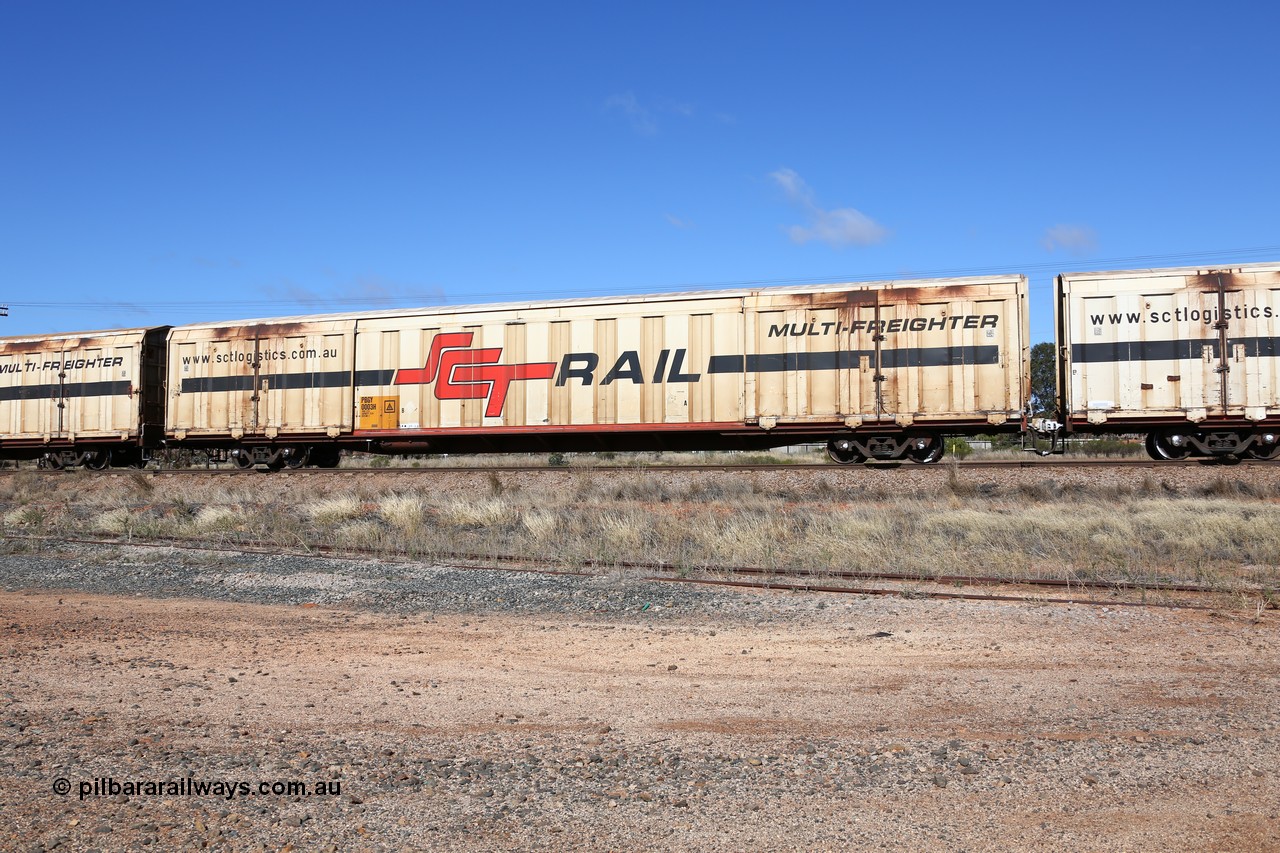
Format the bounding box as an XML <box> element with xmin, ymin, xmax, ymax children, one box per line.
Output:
<box><xmin>109</xmin><ymin>449</ymin><xmax>144</xmax><ymax>468</ymax></box>
<box><xmin>85</xmin><ymin>451</ymin><xmax>111</xmax><ymax>470</ymax></box>
<box><xmin>1246</xmin><ymin>440</ymin><xmax>1280</xmax><ymax>460</ymax></box>
<box><xmin>231</xmin><ymin>450</ymin><xmax>255</xmax><ymax>470</ymax></box>
<box><xmin>1145</xmin><ymin>431</ymin><xmax>1190</xmax><ymax>461</ymax></box>
<box><xmin>905</xmin><ymin>435</ymin><xmax>945</xmax><ymax>464</ymax></box>
<box><xmin>41</xmin><ymin>453</ymin><xmax>65</xmax><ymax>470</ymax></box>
<box><xmin>282</xmin><ymin>447</ymin><xmax>308</xmax><ymax>469</ymax></box>
<box><xmin>310</xmin><ymin>447</ymin><xmax>342</xmax><ymax>468</ymax></box>
<box><xmin>826</xmin><ymin>438</ymin><xmax>865</xmax><ymax>465</ymax></box>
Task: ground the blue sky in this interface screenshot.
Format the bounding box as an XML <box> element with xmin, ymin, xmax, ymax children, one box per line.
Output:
<box><xmin>3</xmin><ymin>2</ymin><xmax>1278</xmax><ymax>344</ymax></box>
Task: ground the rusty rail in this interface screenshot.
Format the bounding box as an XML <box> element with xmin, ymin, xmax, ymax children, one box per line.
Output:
<box><xmin>4</xmin><ymin>533</ymin><xmax>1256</xmax><ymax>612</ymax></box>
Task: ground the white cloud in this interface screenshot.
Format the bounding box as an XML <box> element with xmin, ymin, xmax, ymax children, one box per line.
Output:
<box><xmin>604</xmin><ymin>93</ymin><xmax>702</xmax><ymax>135</ymax></box>
<box><xmin>1041</xmin><ymin>224</ymin><xmax>1098</xmax><ymax>255</ymax></box>
<box><xmin>770</xmin><ymin>168</ymin><xmax>888</xmax><ymax>248</ymax></box>
<box><xmin>664</xmin><ymin>99</ymin><xmax>694</xmax><ymax>118</ymax></box>
<box><xmin>604</xmin><ymin>92</ymin><xmax>657</xmax><ymax>135</ymax></box>
<box><xmin>664</xmin><ymin>212</ymin><xmax>693</xmax><ymax>229</ymax></box>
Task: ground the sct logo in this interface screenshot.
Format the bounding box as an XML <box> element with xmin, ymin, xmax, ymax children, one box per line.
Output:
<box><xmin>394</xmin><ymin>332</ymin><xmax>555</xmax><ymax>417</ymax></box>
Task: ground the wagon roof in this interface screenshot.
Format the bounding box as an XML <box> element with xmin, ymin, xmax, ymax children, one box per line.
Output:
<box><xmin>0</xmin><ymin>326</ymin><xmax>164</xmax><ymax>346</ymax></box>
<box><xmin>1057</xmin><ymin>260</ymin><xmax>1280</xmax><ymax>281</ymax></box>
<box><xmin>169</xmin><ymin>274</ymin><xmax>1028</xmax><ymax>331</ymax></box>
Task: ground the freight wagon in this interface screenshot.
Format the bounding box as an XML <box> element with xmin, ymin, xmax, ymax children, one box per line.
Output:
<box><xmin>164</xmin><ymin>275</ymin><xmax>1031</xmax><ymax>468</ymax></box>
<box><xmin>1052</xmin><ymin>262</ymin><xmax>1280</xmax><ymax>460</ymax></box>
<box><xmin>0</xmin><ymin>326</ymin><xmax>168</xmax><ymax>467</ymax></box>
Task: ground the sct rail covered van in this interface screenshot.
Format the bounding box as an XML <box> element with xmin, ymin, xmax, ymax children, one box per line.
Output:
<box><xmin>1055</xmin><ymin>262</ymin><xmax>1280</xmax><ymax>460</ymax></box>
<box><xmin>0</xmin><ymin>327</ymin><xmax>168</xmax><ymax>467</ymax></box>
<box><xmin>164</xmin><ymin>276</ymin><xmax>1031</xmax><ymax>467</ymax></box>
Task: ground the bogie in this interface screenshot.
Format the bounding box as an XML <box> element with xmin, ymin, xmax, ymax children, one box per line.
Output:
<box><xmin>827</xmin><ymin>434</ymin><xmax>945</xmax><ymax>465</ymax></box>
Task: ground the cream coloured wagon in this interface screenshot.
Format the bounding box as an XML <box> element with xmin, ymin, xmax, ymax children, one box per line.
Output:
<box><xmin>1053</xmin><ymin>262</ymin><xmax>1280</xmax><ymax>460</ymax></box>
<box><xmin>164</xmin><ymin>276</ymin><xmax>1030</xmax><ymax>467</ymax></box>
<box><xmin>0</xmin><ymin>326</ymin><xmax>168</xmax><ymax>468</ymax></box>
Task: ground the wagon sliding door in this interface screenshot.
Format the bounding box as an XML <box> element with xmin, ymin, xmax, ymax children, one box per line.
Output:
<box><xmin>743</xmin><ymin>300</ymin><xmax>850</xmax><ymax>423</ymax></box>
<box><xmin>61</xmin><ymin>341</ymin><xmax>137</xmax><ymax>440</ymax></box>
<box><xmin>1202</xmin><ymin>275</ymin><xmax>1280</xmax><ymax>420</ymax></box>
<box><xmin>742</xmin><ymin>280</ymin><xmax>1025</xmax><ymax>427</ymax></box>
<box><xmin>168</xmin><ymin>320</ymin><xmax>357</xmax><ymax>441</ymax></box>
<box><xmin>256</xmin><ymin>331</ymin><xmax>355</xmax><ymax>435</ymax></box>
<box><xmin>1237</xmin><ymin>285</ymin><xmax>1280</xmax><ymax>418</ymax></box>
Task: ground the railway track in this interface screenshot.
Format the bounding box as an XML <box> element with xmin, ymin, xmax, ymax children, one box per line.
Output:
<box><xmin>8</xmin><ymin>533</ymin><xmax>1258</xmax><ymax>612</ymax></box>
<box><xmin>0</xmin><ymin>456</ymin><xmax>1270</xmax><ymax>475</ymax></box>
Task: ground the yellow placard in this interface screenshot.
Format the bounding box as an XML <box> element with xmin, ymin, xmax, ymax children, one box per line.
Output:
<box><xmin>359</xmin><ymin>395</ymin><xmax>399</xmax><ymax>429</ymax></box>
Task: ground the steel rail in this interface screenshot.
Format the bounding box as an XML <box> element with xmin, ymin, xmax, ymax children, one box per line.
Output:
<box><xmin>649</xmin><ymin>576</ymin><xmax>1217</xmax><ymax>611</ymax></box>
<box><xmin>4</xmin><ymin>533</ymin><xmax>1250</xmax><ymax>610</ymax></box>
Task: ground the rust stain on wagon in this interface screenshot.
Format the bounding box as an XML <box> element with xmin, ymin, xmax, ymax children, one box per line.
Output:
<box><xmin>885</xmin><ymin>283</ymin><xmax>1008</xmax><ymax>303</ymax></box>
<box><xmin>771</xmin><ymin>290</ymin><xmax>880</xmax><ymax>310</ymax></box>
<box><xmin>0</xmin><ymin>334</ymin><xmax>132</xmax><ymax>355</ymax></box>
<box><xmin>0</xmin><ymin>340</ymin><xmax>66</xmax><ymax>355</ymax></box>
<box><xmin>1188</xmin><ymin>272</ymin><xmax>1239</xmax><ymax>291</ymax></box>
<box><xmin>1184</xmin><ymin>270</ymin><xmax>1280</xmax><ymax>291</ymax></box>
<box><xmin>776</xmin><ymin>282</ymin><xmax>1012</xmax><ymax>310</ymax></box>
<box><xmin>202</xmin><ymin>322</ymin><xmax>313</xmax><ymax>340</ymax></box>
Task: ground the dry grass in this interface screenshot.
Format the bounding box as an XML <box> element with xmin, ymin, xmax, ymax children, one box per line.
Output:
<box><xmin>378</xmin><ymin>493</ymin><xmax>426</xmax><ymax>532</ymax></box>
<box><xmin>192</xmin><ymin>505</ymin><xmax>244</xmax><ymax>533</ymax></box>
<box><xmin>94</xmin><ymin>507</ymin><xmax>134</xmax><ymax>535</ymax></box>
<box><xmin>520</xmin><ymin>510</ymin><xmax>558</xmax><ymax>542</ymax></box>
<box><xmin>437</xmin><ymin>497</ymin><xmax>518</xmax><ymax>529</ymax></box>
<box><xmin>303</xmin><ymin>494</ymin><xmax>363</xmax><ymax>525</ymax></box>
<box><xmin>2</xmin><ymin>470</ymin><xmax>1277</xmax><ymax>599</ymax></box>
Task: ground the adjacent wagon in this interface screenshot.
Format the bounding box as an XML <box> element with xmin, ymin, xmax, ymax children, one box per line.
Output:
<box><xmin>0</xmin><ymin>326</ymin><xmax>168</xmax><ymax>467</ymax></box>
<box><xmin>1054</xmin><ymin>262</ymin><xmax>1280</xmax><ymax>460</ymax></box>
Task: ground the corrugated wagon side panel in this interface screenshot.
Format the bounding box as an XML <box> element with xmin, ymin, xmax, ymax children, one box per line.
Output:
<box><xmin>167</xmin><ymin>321</ymin><xmax>357</xmax><ymax>438</ymax></box>
<box><xmin>0</xmin><ymin>345</ymin><xmax>59</xmax><ymax>441</ymax></box>
<box><xmin>0</xmin><ymin>330</ymin><xmax>150</xmax><ymax>444</ymax></box>
<box><xmin>62</xmin><ymin>340</ymin><xmax>138</xmax><ymax>438</ymax></box>
<box><xmin>168</xmin><ymin>329</ymin><xmax>258</xmax><ymax>436</ymax></box>
<box><xmin>1060</xmin><ymin>264</ymin><xmax>1280</xmax><ymax>426</ymax></box>
<box><xmin>1233</xmin><ymin>273</ymin><xmax>1280</xmax><ymax>412</ymax></box>
<box><xmin>354</xmin><ymin>295</ymin><xmax>749</xmax><ymax>432</ymax></box>
<box><xmin>743</xmin><ymin>279</ymin><xmax>1026</xmax><ymax>425</ymax></box>
<box><xmin>256</xmin><ymin>325</ymin><xmax>356</xmax><ymax>434</ymax></box>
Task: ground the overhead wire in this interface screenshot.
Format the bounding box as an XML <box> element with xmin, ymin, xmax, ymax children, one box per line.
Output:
<box><xmin>5</xmin><ymin>244</ymin><xmax>1280</xmax><ymax>312</ymax></box>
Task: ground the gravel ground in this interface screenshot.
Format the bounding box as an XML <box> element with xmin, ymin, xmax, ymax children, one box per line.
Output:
<box><xmin>1</xmin><ymin>541</ymin><xmax>1278</xmax><ymax>851</ymax></box>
